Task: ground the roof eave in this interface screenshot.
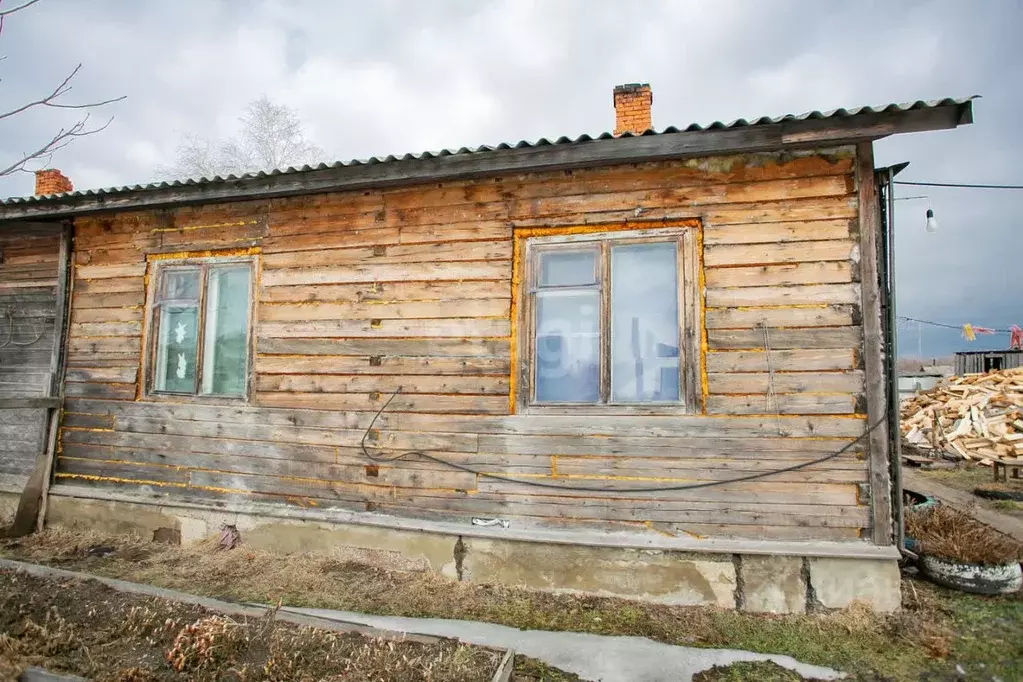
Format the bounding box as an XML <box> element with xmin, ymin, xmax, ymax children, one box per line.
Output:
<box><xmin>0</xmin><ymin>99</ymin><xmax>974</xmax><ymax>223</ymax></box>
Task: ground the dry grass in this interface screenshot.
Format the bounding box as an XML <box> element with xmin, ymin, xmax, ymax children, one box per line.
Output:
<box><xmin>906</xmin><ymin>505</ymin><xmax>1023</xmax><ymax>565</ymax></box>
<box><xmin>2</xmin><ymin>527</ymin><xmax>1022</xmax><ymax>681</ymax></box>
<box><xmin>692</xmin><ymin>660</ymin><xmax>808</xmax><ymax>681</ymax></box>
<box><xmin>0</xmin><ymin>569</ymin><xmax>503</xmax><ymax>681</ymax></box>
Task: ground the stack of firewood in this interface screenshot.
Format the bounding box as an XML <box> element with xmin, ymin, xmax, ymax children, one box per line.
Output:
<box><xmin>900</xmin><ymin>367</ymin><xmax>1023</xmax><ymax>464</ymax></box>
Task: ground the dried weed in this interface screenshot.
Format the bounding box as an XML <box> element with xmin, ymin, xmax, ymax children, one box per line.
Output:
<box><xmin>906</xmin><ymin>505</ymin><xmax>1023</xmax><ymax>564</ymax></box>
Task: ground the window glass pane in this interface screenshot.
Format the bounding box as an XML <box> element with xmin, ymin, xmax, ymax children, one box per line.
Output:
<box><xmin>161</xmin><ymin>269</ymin><xmax>200</xmax><ymax>301</ymax></box>
<box><xmin>154</xmin><ymin>305</ymin><xmax>199</xmax><ymax>393</ymax></box>
<box><xmin>611</xmin><ymin>242</ymin><xmax>680</xmax><ymax>402</ymax></box>
<box><xmin>201</xmin><ymin>267</ymin><xmax>251</xmax><ymax>395</ymax></box>
<box><xmin>535</xmin><ymin>289</ymin><xmax>600</xmax><ymax>402</ymax></box>
<box><xmin>537</xmin><ymin>249</ymin><xmax>597</xmax><ymax>287</ymax></box>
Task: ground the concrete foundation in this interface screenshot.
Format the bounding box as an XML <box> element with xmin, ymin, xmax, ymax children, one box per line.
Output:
<box><xmin>42</xmin><ymin>491</ymin><xmax>903</xmax><ymax>613</ymax></box>
<box><xmin>0</xmin><ymin>490</ymin><xmax>18</xmax><ymax>524</ymax></box>
<box><xmin>463</xmin><ymin>537</ymin><xmax>737</xmax><ymax>607</ymax></box>
<box><xmin>739</xmin><ymin>555</ymin><xmax>806</xmax><ymax>614</ymax></box>
<box><xmin>808</xmin><ymin>558</ymin><xmax>902</xmax><ymax>612</ymax></box>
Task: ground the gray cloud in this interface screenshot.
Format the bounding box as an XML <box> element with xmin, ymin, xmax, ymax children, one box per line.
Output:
<box><xmin>1</xmin><ymin>0</ymin><xmax>1019</xmax><ymax>356</ymax></box>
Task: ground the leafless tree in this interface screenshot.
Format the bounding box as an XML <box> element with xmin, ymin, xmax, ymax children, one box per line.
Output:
<box><xmin>162</xmin><ymin>96</ymin><xmax>325</xmax><ymax>179</ymax></box>
<box><xmin>0</xmin><ymin>0</ymin><xmax>125</xmax><ymax>178</ymax></box>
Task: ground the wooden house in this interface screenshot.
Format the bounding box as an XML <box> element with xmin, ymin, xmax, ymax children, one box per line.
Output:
<box><xmin>0</xmin><ymin>86</ymin><xmax>975</xmax><ymax>612</ymax></box>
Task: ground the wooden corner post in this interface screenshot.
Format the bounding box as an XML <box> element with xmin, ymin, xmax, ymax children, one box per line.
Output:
<box><xmin>856</xmin><ymin>142</ymin><xmax>893</xmax><ymax>545</ymax></box>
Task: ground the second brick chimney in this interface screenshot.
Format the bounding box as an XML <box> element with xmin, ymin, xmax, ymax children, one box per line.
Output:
<box><xmin>34</xmin><ymin>169</ymin><xmax>74</xmax><ymax>196</ymax></box>
<box><xmin>613</xmin><ymin>83</ymin><xmax>653</xmax><ymax>136</ymax></box>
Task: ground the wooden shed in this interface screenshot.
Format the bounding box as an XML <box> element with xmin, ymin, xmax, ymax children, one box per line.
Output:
<box><xmin>955</xmin><ymin>350</ymin><xmax>1023</xmax><ymax>374</ymax></box>
<box><xmin>0</xmin><ymin>87</ymin><xmax>975</xmax><ymax>612</ymax></box>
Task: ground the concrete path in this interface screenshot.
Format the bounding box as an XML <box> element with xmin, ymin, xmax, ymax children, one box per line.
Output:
<box><xmin>0</xmin><ymin>557</ymin><xmax>844</xmax><ymax>681</ymax></box>
<box><xmin>292</xmin><ymin>606</ymin><xmax>845</xmax><ymax>682</ymax></box>
<box><xmin>904</xmin><ymin>469</ymin><xmax>1023</xmax><ymax>540</ymax></box>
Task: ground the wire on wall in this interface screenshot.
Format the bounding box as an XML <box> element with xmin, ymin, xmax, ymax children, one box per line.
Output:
<box><xmin>360</xmin><ymin>388</ymin><xmax>885</xmax><ymax>494</ymax></box>
<box><xmin>0</xmin><ymin>308</ymin><xmax>47</xmax><ymax>349</ymax></box>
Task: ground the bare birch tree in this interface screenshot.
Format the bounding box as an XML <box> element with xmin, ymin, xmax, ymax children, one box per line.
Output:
<box><xmin>163</xmin><ymin>96</ymin><xmax>325</xmax><ymax>179</ymax></box>
<box><xmin>0</xmin><ymin>0</ymin><xmax>125</xmax><ymax>178</ymax></box>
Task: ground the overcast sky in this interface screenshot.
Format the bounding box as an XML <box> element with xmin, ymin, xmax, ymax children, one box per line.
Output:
<box><xmin>1</xmin><ymin>0</ymin><xmax>1020</xmax><ymax>358</ymax></box>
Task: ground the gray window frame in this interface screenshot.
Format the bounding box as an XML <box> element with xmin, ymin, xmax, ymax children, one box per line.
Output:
<box><xmin>144</xmin><ymin>256</ymin><xmax>256</xmax><ymax>402</ymax></box>
<box><xmin>515</xmin><ymin>225</ymin><xmax>701</xmax><ymax>415</ymax></box>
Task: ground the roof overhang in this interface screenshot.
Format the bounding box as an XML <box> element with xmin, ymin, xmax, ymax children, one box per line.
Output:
<box><xmin>0</xmin><ymin>96</ymin><xmax>975</xmax><ymax>223</ymax></box>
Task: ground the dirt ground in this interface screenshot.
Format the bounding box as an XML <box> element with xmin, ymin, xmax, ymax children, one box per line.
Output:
<box><xmin>2</xmin><ymin>528</ymin><xmax>1021</xmax><ymax>681</ymax></box>
<box><xmin>911</xmin><ymin>463</ymin><xmax>1023</xmax><ymax>521</ymax></box>
<box><xmin>0</xmin><ymin>569</ymin><xmax>519</xmax><ymax>682</ymax></box>
<box><xmin>0</xmin><ymin>567</ymin><xmax>586</xmax><ymax>682</ymax></box>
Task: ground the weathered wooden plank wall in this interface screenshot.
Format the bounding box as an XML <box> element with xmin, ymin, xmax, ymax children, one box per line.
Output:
<box><xmin>56</xmin><ymin>147</ymin><xmax>874</xmax><ymax>541</ymax></box>
<box><xmin>0</xmin><ymin>227</ymin><xmax>62</xmax><ymax>492</ymax></box>
<box><xmin>955</xmin><ymin>351</ymin><xmax>1023</xmax><ymax>375</ymax></box>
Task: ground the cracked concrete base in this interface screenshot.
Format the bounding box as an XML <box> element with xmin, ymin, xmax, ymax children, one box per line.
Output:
<box><xmin>463</xmin><ymin>538</ymin><xmax>737</xmax><ymax>607</ymax></box>
<box><xmin>293</xmin><ymin>606</ymin><xmax>846</xmax><ymax>682</ymax></box>
<box><xmin>808</xmin><ymin>558</ymin><xmax>902</xmax><ymax>612</ymax></box>
<box><xmin>43</xmin><ymin>493</ymin><xmax>901</xmax><ymax>613</ymax></box>
<box><xmin>741</xmin><ymin>555</ymin><xmax>806</xmax><ymax>614</ymax></box>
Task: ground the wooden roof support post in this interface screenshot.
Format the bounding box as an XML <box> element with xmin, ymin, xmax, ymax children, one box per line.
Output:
<box><xmin>856</xmin><ymin>142</ymin><xmax>893</xmax><ymax>545</ymax></box>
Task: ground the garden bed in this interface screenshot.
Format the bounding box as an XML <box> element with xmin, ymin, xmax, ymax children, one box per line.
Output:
<box><xmin>2</xmin><ymin>528</ymin><xmax>1022</xmax><ymax>681</ymax></box>
<box><xmin>0</xmin><ymin>568</ymin><xmax>573</xmax><ymax>681</ymax></box>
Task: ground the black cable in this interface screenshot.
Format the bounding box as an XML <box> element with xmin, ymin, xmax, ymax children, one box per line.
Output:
<box><xmin>360</xmin><ymin>388</ymin><xmax>886</xmax><ymax>494</ymax></box>
<box><xmin>894</xmin><ymin>181</ymin><xmax>1023</xmax><ymax>190</ymax></box>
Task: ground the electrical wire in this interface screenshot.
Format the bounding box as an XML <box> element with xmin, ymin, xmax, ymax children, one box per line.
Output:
<box><xmin>898</xmin><ymin>315</ymin><xmax>1013</xmax><ymax>334</ymax></box>
<box><xmin>360</xmin><ymin>388</ymin><xmax>886</xmax><ymax>494</ymax></box>
<box><xmin>0</xmin><ymin>308</ymin><xmax>47</xmax><ymax>348</ymax></box>
<box><xmin>894</xmin><ymin>181</ymin><xmax>1023</xmax><ymax>190</ymax></box>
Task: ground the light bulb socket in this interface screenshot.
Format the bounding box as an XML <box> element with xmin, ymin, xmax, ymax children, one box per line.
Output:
<box><xmin>926</xmin><ymin>208</ymin><xmax>934</xmax><ymax>219</ymax></box>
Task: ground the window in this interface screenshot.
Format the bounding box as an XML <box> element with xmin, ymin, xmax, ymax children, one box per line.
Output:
<box><xmin>517</xmin><ymin>225</ymin><xmax>700</xmax><ymax>412</ymax></box>
<box><xmin>148</xmin><ymin>259</ymin><xmax>254</xmax><ymax>398</ymax></box>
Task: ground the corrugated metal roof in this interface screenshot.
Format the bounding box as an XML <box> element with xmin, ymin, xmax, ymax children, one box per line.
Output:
<box><xmin>2</xmin><ymin>96</ymin><xmax>976</xmax><ymax>207</ymax></box>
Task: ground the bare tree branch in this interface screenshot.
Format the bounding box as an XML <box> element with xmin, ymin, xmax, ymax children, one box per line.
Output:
<box><xmin>0</xmin><ymin>63</ymin><xmax>125</xmax><ymax>122</ymax></box>
<box><xmin>0</xmin><ymin>0</ymin><xmax>42</xmax><ymax>37</ymax></box>
<box><xmin>0</xmin><ymin>113</ymin><xmax>115</xmax><ymax>178</ymax></box>
<box><xmin>0</xmin><ymin>0</ymin><xmax>42</xmax><ymax>18</ymax></box>
<box><xmin>0</xmin><ymin>0</ymin><xmax>125</xmax><ymax>181</ymax></box>
<box><xmin>160</xmin><ymin>96</ymin><xmax>324</xmax><ymax>180</ymax></box>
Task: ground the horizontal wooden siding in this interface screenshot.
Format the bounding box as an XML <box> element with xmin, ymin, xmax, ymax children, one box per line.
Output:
<box><xmin>59</xmin><ymin>148</ymin><xmax>870</xmax><ymax>540</ymax></box>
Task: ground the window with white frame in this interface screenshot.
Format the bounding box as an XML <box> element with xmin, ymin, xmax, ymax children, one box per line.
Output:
<box><xmin>148</xmin><ymin>259</ymin><xmax>254</xmax><ymax>397</ymax></box>
<box><xmin>518</xmin><ymin>225</ymin><xmax>700</xmax><ymax>411</ymax></box>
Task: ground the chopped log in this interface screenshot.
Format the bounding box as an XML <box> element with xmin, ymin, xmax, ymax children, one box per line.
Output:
<box><xmin>901</xmin><ymin>367</ymin><xmax>1023</xmax><ymax>462</ymax></box>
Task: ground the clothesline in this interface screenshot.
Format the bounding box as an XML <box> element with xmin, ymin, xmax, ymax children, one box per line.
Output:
<box><xmin>897</xmin><ymin>315</ymin><xmax>1013</xmax><ymax>334</ymax></box>
<box><xmin>898</xmin><ymin>315</ymin><xmax>1023</xmax><ymax>349</ymax></box>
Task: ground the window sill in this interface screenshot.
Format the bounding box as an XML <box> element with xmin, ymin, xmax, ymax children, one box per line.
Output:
<box><xmin>142</xmin><ymin>392</ymin><xmax>252</xmax><ymax>407</ymax></box>
<box><xmin>517</xmin><ymin>402</ymin><xmax>694</xmax><ymax>416</ymax></box>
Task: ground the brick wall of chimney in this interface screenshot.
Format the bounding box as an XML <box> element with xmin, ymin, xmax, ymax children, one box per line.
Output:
<box><xmin>34</xmin><ymin>169</ymin><xmax>74</xmax><ymax>196</ymax></box>
<box><xmin>613</xmin><ymin>83</ymin><xmax>653</xmax><ymax>136</ymax></box>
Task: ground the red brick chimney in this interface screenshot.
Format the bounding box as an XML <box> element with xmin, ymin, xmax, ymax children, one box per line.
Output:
<box><xmin>34</xmin><ymin>169</ymin><xmax>73</xmax><ymax>196</ymax></box>
<box><xmin>613</xmin><ymin>83</ymin><xmax>653</xmax><ymax>136</ymax></box>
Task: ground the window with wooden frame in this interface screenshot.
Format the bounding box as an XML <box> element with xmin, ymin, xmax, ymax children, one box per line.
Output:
<box><xmin>516</xmin><ymin>224</ymin><xmax>701</xmax><ymax>413</ymax></box>
<box><xmin>146</xmin><ymin>258</ymin><xmax>255</xmax><ymax>398</ymax></box>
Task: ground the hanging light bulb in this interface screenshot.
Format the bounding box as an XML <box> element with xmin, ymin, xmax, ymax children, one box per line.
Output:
<box><xmin>925</xmin><ymin>208</ymin><xmax>938</xmax><ymax>233</ymax></box>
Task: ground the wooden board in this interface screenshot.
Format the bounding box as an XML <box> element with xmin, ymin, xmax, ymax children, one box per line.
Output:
<box><xmin>254</xmin><ymin>355</ymin><xmax>510</xmax><ymax>376</ymax></box>
<box><xmin>706</xmin><ymin>349</ymin><xmax>855</xmax><ymax>373</ymax></box>
<box><xmin>51</xmin><ymin>149</ymin><xmax>880</xmax><ymax>542</ymax></box>
<box><xmin>704</xmin><ymin>262</ymin><xmax>852</xmax><ymax>288</ymax></box>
